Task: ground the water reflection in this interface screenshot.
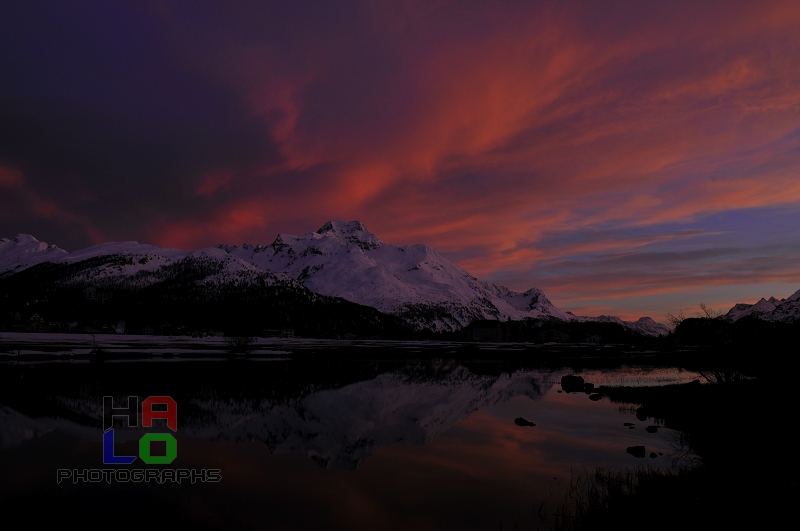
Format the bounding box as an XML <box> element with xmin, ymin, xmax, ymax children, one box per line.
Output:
<box><xmin>571</xmin><ymin>367</ymin><xmax>703</xmax><ymax>387</ymax></box>
<box><xmin>2</xmin><ymin>364</ymin><xmax>567</xmax><ymax>468</ymax></box>
<box><xmin>0</xmin><ymin>361</ymin><xmax>698</xmax><ymax>529</ymax></box>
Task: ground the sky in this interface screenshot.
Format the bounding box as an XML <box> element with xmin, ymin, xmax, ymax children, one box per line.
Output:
<box><xmin>1</xmin><ymin>0</ymin><xmax>800</xmax><ymax>321</ymax></box>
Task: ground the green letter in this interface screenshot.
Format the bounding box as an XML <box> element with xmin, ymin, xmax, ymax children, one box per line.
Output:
<box><xmin>139</xmin><ymin>433</ymin><xmax>177</xmax><ymax>464</ymax></box>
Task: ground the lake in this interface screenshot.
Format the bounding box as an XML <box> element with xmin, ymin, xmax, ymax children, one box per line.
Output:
<box><xmin>0</xmin><ymin>349</ymin><xmax>707</xmax><ymax>529</ymax></box>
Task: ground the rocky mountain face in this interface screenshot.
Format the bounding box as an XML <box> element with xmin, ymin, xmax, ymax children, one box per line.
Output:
<box><xmin>0</xmin><ymin>222</ymin><xmax>669</xmax><ymax>335</ymax></box>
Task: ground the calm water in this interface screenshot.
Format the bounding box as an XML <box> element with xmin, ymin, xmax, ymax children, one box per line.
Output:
<box><xmin>0</xmin><ymin>359</ymin><xmax>699</xmax><ymax>529</ymax></box>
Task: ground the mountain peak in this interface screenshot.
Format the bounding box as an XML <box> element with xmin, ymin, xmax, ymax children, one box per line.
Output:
<box><xmin>316</xmin><ymin>220</ymin><xmax>381</xmax><ymax>250</ymax></box>
<box><xmin>0</xmin><ymin>233</ymin><xmax>68</xmax><ymax>272</ymax></box>
<box><xmin>5</xmin><ymin>233</ymin><xmax>66</xmax><ymax>252</ymax></box>
<box><xmin>12</xmin><ymin>233</ymin><xmax>40</xmax><ymax>244</ymax></box>
<box><xmin>318</xmin><ymin>220</ymin><xmax>367</xmax><ymax>234</ymax></box>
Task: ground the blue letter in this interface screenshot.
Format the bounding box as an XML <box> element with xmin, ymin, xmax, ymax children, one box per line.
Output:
<box><xmin>103</xmin><ymin>428</ymin><xmax>136</xmax><ymax>465</ymax></box>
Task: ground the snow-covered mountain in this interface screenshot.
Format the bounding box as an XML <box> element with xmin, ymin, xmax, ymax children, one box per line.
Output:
<box><xmin>587</xmin><ymin>315</ymin><xmax>670</xmax><ymax>337</ymax></box>
<box><xmin>0</xmin><ymin>222</ymin><xmax>669</xmax><ymax>335</ymax></box>
<box><xmin>721</xmin><ymin>289</ymin><xmax>800</xmax><ymax>324</ymax></box>
<box><xmin>0</xmin><ymin>233</ymin><xmax>297</xmax><ymax>291</ymax></box>
<box><xmin>219</xmin><ymin>221</ymin><xmax>575</xmax><ymax>332</ymax></box>
<box><xmin>217</xmin><ymin>221</ymin><xmax>668</xmax><ymax>334</ymax></box>
<box><xmin>0</xmin><ymin>234</ymin><xmax>67</xmax><ymax>275</ymax></box>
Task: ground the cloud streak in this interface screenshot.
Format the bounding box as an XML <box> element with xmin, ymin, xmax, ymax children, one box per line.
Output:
<box><xmin>1</xmin><ymin>1</ymin><xmax>799</xmax><ymax>319</ymax></box>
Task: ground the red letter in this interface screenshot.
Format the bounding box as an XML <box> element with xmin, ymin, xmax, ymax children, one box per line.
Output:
<box><xmin>142</xmin><ymin>396</ymin><xmax>177</xmax><ymax>431</ymax></box>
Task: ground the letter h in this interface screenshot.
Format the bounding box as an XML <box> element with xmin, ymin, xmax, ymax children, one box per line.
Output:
<box><xmin>103</xmin><ymin>396</ymin><xmax>139</xmax><ymax>431</ymax></box>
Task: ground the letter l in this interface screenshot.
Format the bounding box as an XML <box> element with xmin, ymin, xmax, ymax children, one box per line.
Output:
<box><xmin>103</xmin><ymin>429</ymin><xmax>136</xmax><ymax>465</ymax></box>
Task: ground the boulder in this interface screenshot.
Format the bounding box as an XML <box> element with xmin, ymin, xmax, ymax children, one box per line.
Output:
<box><xmin>645</xmin><ymin>425</ymin><xmax>658</xmax><ymax>433</ymax></box>
<box><xmin>589</xmin><ymin>394</ymin><xmax>603</xmax><ymax>401</ymax></box>
<box><xmin>561</xmin><ymin>375</ymin><xmax>585</xmax><ymax>393</ymax></box>
<box><xmin>514</xmin><ymin>417</ymin><xmax>536</xmax><ymax>427</ymax></box>
<box><xmin>626</xmin><ymin>446</ymin><xmax>646</xmax><ymax>458</ymax></box>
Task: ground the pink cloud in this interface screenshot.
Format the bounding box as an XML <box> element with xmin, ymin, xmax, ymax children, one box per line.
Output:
<box><xmin>195</xmin><ymin>169</ymin><xmax>236</xmax><ymax>197</ymax></box>
<box><xmin>106</xmin><ymin>2</ymin><xmax>800</xmax><ymax>315</ymax></box>
<box><xmin>0</xmin><ymin>167</ymin><xmax>23</xmax><ymax>188</ymax></box>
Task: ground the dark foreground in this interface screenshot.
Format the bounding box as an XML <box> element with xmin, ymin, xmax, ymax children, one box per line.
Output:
<box><xmin>554</xmin><ymin>370</ymin><xmax>799</xmax><ymax>530</ymax></box>
<box><xmin>0</xmin><ymin>341</ymin><xmax>797</xmax><ymax>530</ymax></box>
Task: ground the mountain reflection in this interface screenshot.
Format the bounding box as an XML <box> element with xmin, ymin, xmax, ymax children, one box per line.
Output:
<box><xmin>0</xmin><ymin>362</ymin><xmax>564</xmax><ymax>469</ymax></box>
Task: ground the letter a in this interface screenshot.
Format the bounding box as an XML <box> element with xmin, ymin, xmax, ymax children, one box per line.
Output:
<box><xmin>142</xmin><ymin>396</ymin><xmax>177</xmax><ymax>431</ymax></box>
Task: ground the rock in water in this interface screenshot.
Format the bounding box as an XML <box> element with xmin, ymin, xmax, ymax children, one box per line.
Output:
<box><xmin>514</xmin><ymin>417</ymin><xmax>536</xmax><ymax>427</ymax></box>
<box><xmin>626</xmin><ymin>446</ymin><xmax>646</xmax><ymax>458</ymax></box>
<box><xmin>645</xmin><ymin>425</ymin><xmax>658</xmax><ymax>433</ymax></box>
<box><xmin>589</xmin><ymin>394</ymin><xmax>603</xmax><ymax>401</ymax></box>
<box><xmin>560</xmin><ymin>375</ymin><xmax>585</xmax><ymax>393</ymax></box>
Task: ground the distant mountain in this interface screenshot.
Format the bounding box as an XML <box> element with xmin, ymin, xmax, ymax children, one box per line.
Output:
<box><xmin>0</xmin><ymin>222</ymin><xmax>669</xmax><ymax>336</ymax></box>
<box><xmin>587</xmin><ymin>315</ymin><xmax>670</xmax><ymax>337</ymax></box>
<box><xmin>0</xmin><ymin>234</ymin><xmax>67</xmax><ymax>275</ymax></box>
<box><xmin>721</xmin><ymin>289</ymin><xmax>800</xmax><ymax>324</ymax></box>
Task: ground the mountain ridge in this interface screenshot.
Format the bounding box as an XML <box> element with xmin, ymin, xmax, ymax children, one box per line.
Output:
<box><xmin>721</xmin><ymin>289</ymin><xmax>800</xmax><ymax>324</ymax></box>
<box><xmin>0</xmin><ymin>222</ymin><xmax>669</xmax><ymax>336</ymax></box>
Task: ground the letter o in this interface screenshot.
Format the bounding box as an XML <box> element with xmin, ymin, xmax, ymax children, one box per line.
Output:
<box><xmin>139</xmin><ymin>433</ymin><xmax>177</xmax><ymax>464</ymax></box>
